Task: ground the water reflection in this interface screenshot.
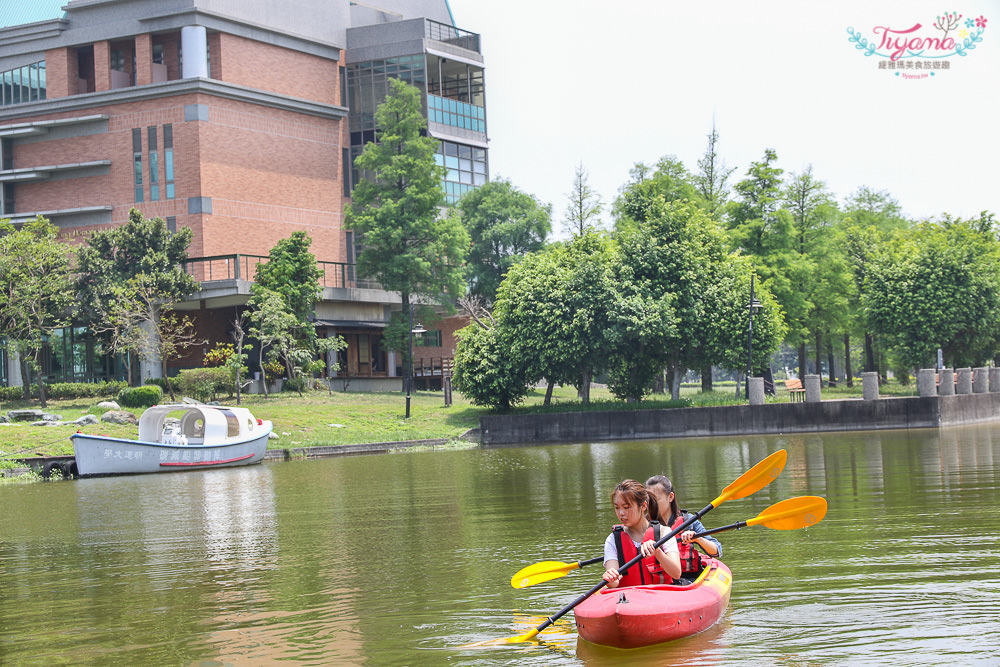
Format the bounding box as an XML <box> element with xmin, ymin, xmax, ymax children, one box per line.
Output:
<box><xmin>2</xmin><ymin>424</ymin><xmax>1000</xmax><ymax>665</ymax></box>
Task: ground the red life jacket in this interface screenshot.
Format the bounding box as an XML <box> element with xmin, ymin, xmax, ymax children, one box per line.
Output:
<box><xmin>612</xmin><ymin>522</ymin><xmax>670</xmax><ymax>586</ymax></box>
<box><xmin>668</xmin><ymin>513</ymin><xmax>706</xmax><ymax>576</ymax></box>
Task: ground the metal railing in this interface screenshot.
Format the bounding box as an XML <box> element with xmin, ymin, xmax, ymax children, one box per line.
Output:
<box><xmin>182</xmin><ymin>255</ymin><xmax>383</xmax><ymax>291</ymax></box>
<box><xmin>425</xmin><ymin>19</ymin><xmax>480</xmax><ymax>53</ymax></box>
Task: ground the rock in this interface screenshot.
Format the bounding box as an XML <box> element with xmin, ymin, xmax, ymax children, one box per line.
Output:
<box><xmin>268</xmin><ymin>431</ymin><xmax>280</xmax><ymax>440</ymax></box>
<box><xmin>72</xmin><ymin>414</ymin><xmax>100</xmax><ymax>426</ymax></box>
<box><xmin>7</xmin><ymin>409</ymin><xmax>45</xmax><ymax>422</ymax></box>
<box><xmin>100</xmin><ymin>410</ymin><xmax>138</xmax><ymax>425</ymax></box>
<box><xmin>0</xmin><ymin>415</ymin><xmax>8</xmax><ymax>424</ymax></box>
<box><xmin>96</xmin><ymin>401</ymin><xmax>120</xmax><ymax>410</ymax></box>
<box><xmin>41</xmin><ymin>413</ymin><xmax>62</xmax><ymax>422</ymax></box>
<box><xmin>30</xmin><ymin>420</ymin><xmax>60</xmax><ymax>426</ymax></box>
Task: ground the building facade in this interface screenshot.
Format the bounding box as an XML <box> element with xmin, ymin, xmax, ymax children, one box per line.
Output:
<box><xmin>0</xmin><ymin>0</ymin><xmax>485</xmax><ymax>389</ymax></box>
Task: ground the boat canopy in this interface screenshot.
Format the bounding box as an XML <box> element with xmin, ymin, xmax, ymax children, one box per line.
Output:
<box><xmin>137</xmin><ymin>404</ymin><xmax>262</xmax><ymax>445</ymax></box>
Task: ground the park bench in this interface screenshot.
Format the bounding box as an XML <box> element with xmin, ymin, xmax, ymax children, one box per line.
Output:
<box><xmin>784</xmin><ymin>378</ymin><xmax>805</xmax><ymax>402</ymax></box>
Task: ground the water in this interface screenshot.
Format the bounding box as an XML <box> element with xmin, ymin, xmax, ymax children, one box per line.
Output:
<box><xmin>2</xmin><ymin>425</ymin><xmax>1000</xmax><ymax>665</ymax></box>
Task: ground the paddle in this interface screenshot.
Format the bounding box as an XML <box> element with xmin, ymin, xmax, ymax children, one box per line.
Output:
<box><xmin>506</xmin><ymin>448</ymin><xmax>788</xmax><ymax>643</ymax></box>
<box><xmin>509</xmin><ymin>495</ymin><xmax>826</xmax><ymax>589</ymax></box>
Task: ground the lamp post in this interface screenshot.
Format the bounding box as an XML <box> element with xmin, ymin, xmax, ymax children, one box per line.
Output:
<box><xmin>405</xmin><ymin>304</ymin><xmax>426</xmax><ymax>419</ymax></box>
<box><xmin>746</xmin><ymin>273</ymin><xmax>762</xmax><ymax>399</ymax></box>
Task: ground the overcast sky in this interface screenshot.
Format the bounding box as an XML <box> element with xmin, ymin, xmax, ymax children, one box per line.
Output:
<box><xmin>447</xmin><ymin>0</ymin><xmax>999</xmax><ymax>234</ymax></box>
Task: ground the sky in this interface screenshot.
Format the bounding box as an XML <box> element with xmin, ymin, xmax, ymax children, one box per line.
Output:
<box><xmin>446</xmin><ymin>0</ymin><xmax>1000</xmax><ymax>234</ymax></box>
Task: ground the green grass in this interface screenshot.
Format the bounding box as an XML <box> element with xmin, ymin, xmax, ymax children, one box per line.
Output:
<box><xmin>0</xmin><ymin>377</ymin><xmax>921</xmax><ymax>459</ymax></box>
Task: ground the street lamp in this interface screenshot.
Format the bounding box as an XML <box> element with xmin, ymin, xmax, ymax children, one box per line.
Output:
<box><xmin>746</xmin><ymin>273</ymin><xmax>762</xmax><ymax>399</ymax></box>
<box><xmin>405</xmin><ymin>304</ymin><xmax>426</xmax><ymax>419</ymax></box>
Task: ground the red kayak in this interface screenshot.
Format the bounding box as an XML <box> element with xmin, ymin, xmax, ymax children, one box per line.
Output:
<box><xmin>573</xmin><ymin>558</ymin><xmax>732</xmax><ymax>649</ymax></box>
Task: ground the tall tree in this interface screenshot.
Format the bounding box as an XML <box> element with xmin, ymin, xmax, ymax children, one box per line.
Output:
<box><xmin>0</xmin><ymin>218</ymin><xmax>76</xmax><ymax>407</ymax></box>
<box><xmin>345</xmin><ymin>78</ymin><xmax>469</xmax><ymax>396</ymax></box>
<box><xmin>563</xmin><ymin>162</ymin><xmax>604</xmax><ymax>237</ymax></box>
<box><xmin>76</xmin><ymin>208</ymin><xmax>199</xmax><ymax>384</ymax></box>
<box><xmin>456</xmin><ymin>178</ymin><xmax>551</xmax><ymax>301</ymax></box>
<box><xmin>612</xmin><ymin>155</ymin><xmax>701</xmax><ymax>229</ymax></box>
<box><xmin>694</xmin><ymin>123</ymin><xmax>736</xmax><ymax>218</ymax></box>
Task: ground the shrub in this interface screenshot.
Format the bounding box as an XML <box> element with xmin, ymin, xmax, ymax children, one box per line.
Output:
<box><xmin>203</xmin><ymin>342</ymin><xmax>236</xmax><ymax>367</ymax></box>
<box><xmin>261</xmin><ymin>358</ymin><xmax>285</xmax><ymax>382</ymax></box>
<box><xmin>47</xmin><ymin>381</ymin><xmax>128</xmax><ymax>400</ymax></box>
<box><xmin>175</xmin><ymin>367</ymin><xmax>232</xmax><ymax>402</ymax></box>
<box><xmin>118</xmin><ymin>384</ymin><xmax>163</xmax><ymax>409</ymax></box>
<box><xmin>0</xmin><ymin>385</ymin><xmax>24</xmax><ymax>401</ymax></box>
<box><xmin>144</xmin><ymin>377</ymin><xmax>180</xmax><ymax>394</ymax></box>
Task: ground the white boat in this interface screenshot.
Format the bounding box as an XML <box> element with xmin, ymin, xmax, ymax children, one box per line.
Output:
<box><xmin>70</xmin><ymin>404</ymin><xmax>273</xmax><ymax>476</ymax></box>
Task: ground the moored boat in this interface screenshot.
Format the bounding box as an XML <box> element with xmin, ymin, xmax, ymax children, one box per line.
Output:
<box><xmin>71</xmin><ymin>404</ymin><xmax>272</xmax><ymax>476</ymax></box>
<box><xmin>573</xmin><ymin>557</ymin><xmax>732</xmax><ymax>649</ymax></box>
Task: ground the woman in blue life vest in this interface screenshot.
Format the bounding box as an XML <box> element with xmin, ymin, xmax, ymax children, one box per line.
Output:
<box><xmin>646</xmin><ymin>474</ymin><xmax>722</xmax><ymax>582</ymax></box>
<box><xmin>601</xmin><ymin>479</ymin><xmax>682</xmax><ymax>588</ymax></box>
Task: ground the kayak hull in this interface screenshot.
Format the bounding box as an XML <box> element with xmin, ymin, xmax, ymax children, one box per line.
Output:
<box><xmin>573</xmin><ymin>558</ymin><xmax>732</xmax><ymax>649</ymax></box>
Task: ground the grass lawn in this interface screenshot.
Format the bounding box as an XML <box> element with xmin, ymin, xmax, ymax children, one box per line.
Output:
<box><xmin>0</xmin><ymin>377</ymin><xmax>920</xmax><ymax>461</ymax></box>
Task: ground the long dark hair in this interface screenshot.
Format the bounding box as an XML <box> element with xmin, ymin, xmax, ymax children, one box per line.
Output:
<box><xmin>646</xmin><ymin>474</ymin><xmax>681</xmax><ymax>524</ymax></box>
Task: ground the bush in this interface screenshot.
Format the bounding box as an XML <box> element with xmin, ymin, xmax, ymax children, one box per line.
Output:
<box><xmin>175</xmin><ymin>367</ymin><xmax>232</xmax><ymax>402</ymax></box>
<box><xmin>144</xmin><ymin>377</ymin><xmax>180</xmax><ymax>395</ymax></box>
<box><xmin>203</xmin><ymin>342</ymin><xmax>236</xmax><ymax>367</ymax></box>
<box><xmin>118</xmin><ymin>384</ymin><xmax>163</xmax><ymax>409</ymax></box>
<box><xmin>0</xmin><ymin>385</ymin><xmax>24</xmax><ymax>401</ymax></box>
<box><xmin>47</xmin><ymin>381</ymin><xmax>128</xmax><ymax>400</ymax></box>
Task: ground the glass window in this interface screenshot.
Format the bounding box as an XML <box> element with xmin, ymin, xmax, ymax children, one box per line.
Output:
<box><xmin>148</xmin><ymin>126</ymin><xmax>159</xmax><ymax>201</ymax></box>
<box><xmin>132</xmin><ymin>128</ymin><xmax>143</xmax><ymax>202</ymax></box>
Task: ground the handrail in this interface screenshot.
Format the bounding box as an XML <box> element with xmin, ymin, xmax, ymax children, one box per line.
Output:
<box><xmin>181</xmin><ymin>255</ymin><xmax>383</xmax><ymax>290</ymax></box>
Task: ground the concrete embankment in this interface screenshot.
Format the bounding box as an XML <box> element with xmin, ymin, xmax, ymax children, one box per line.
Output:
<box><xmin>479</xmin><ymin>393</ymin><xmax>1000</xmax><ymax>445</ymax></box>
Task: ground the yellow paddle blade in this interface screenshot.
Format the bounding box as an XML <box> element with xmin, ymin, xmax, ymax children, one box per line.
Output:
<box><xmin>507</xmin><ymin>628</ymin><xmax>541</xmax><ymax>644</ymax></box>
<box><xmin>746</xmin><ymin>495</ymin><xmax>827</xmax><ymax>530</ymax></box>
<box><xmin>510</xmin><ymin>561</ymin><xmax>581</xmax><ymax>589</ymax></box>
<box><xmin>710</xmin><ymin>448</ymin><xmax>787</xmax><ymax>507</ymax></box>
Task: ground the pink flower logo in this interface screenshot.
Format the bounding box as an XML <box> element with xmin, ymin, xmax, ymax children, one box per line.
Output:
<box><xmin>975</xmin><ymin>15</ymin><xmax>988</xmax><ymax>28</ymax></box>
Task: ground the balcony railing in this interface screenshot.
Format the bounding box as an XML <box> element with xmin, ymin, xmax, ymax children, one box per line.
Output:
<box><xmin>182</xmin><ymin>255</ymin><xmax>383</xmax><ymax>290</ymax></box>
<box><xmin>425</xmin><ymin>19</ymin><xmax>480</xmax><ymax>53</ymax></box>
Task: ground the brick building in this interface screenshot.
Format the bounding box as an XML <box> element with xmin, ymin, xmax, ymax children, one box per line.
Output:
<box><xmin>0</xmin><ymin>0</ymin><xmax>485</xmax><ymax>390</ymax></box>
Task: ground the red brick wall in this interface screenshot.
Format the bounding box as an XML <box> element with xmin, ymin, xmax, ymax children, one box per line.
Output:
<box><xmin>216</xmin><ymin>33</ymin><xmax>338</xmax><ymax>105</ymax></box>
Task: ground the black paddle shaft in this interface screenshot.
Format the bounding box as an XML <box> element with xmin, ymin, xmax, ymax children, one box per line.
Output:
<box><xmin>530</xmin><ymin>502</ymin><xmax>714</xmax><ymax>634</ymax></box>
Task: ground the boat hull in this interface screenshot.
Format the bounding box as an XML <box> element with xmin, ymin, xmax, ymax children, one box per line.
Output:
<box><xmin>573</xmin><ymin>558</ymin><xmax>732</xmax><ymax>649</ymax></box>
<box><xmin>71</xmin><ymin>431</ymin><xmax>270</xmax><ymax>476</ymax></box>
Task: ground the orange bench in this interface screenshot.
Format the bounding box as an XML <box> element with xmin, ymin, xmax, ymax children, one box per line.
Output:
<box><xmin>784</xmin><ymin>378</ymin><xmax>805</xmax><ymax>402</ymax></box>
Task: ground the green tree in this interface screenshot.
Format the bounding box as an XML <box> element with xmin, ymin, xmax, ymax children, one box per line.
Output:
<box><xmin>451</xmin><ymin>323</ymin><xmax>531</xmax><ymax>411</ymax></box>
<box><xmin>563</xmin><ymin>162</ymin><xmax>604</xmax><ymax>237</ymax></box>
<box><xmin>253</xmin><ymin>231</ymin><xmax>322</xmax><ymax>330</ymax></box>
<box><xmin>693</xmin><ymin>123</ymin><xmax>736</xmax><ymax>219</ymax></box>
<box><xmin>612</xmin><ymin>155</ymin><xmax>702</xmax><ymax>230</ymax></box>
<box><xmin>864</xmin><ymin>216</ymin><xmax>1000</xmax><ymax>369</ymax></box>
<box><xmin>75</xmin><ymin>208</ymin><xmax>199</xmax><ymax>384</ymax></box>
<box><xmin>247</xmin><ymin>288</ymin><xmax>299</xmax><ymax>398</ymax></box>
<box><xmin>345</xmin><ymin>78</ymin><xmax>469</xmax><ymax>397</ymax></box>
<box><xmin>0</xmin><ymin>217</ymin><xmax>76</xmax><ymax>407</ymax></box>
<box><xmin>456</xmin><ymin>178</ymin><xmax>551</xmax><ymax>301</ymax></box>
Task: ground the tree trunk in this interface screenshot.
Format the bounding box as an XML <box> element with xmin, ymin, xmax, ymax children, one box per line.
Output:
<box><xmin>826</xmin><ymin>336</ymin><xmax>837</xmax><ymax>388</ymax></box>
<box><xmin>579</xmin><ymin>368</ymin><xmax>591</xmax><ymax>404</ymax></box>
<box><xmin>797</xmin><ymin>342</ymin><xmax>807</xmax><ymax>383</ymax></box>
<box><xmin>19</xmin><ymin>354</ymin><xmax>31</xmax><ymax>399</ymax></box>
<box><xmin>670</xmin><ymin>365</ymin><xmax>684</xmax><ymax>401</ymax></box>
<box><xmin>33</xmin><ymin>354</ymin><xmax>47</xmax><ymax>409</ymax></box>
<box><xmin>815</xmin><ymin>331</ymin><xmax>823</xmax><ymax>386</ymax></box>
<box><xmin>701</xmin><ymin>364</ymin><xmax>713</xmax><ymax>393</ymax></box>
<box><xmin>735</xmin><ymin>370</ymin><xmax>742</xmax><ymax>398</ymax></box>
<box><xmin>864</xmin><ymin>332</ymin><xmax>876</xmax><ymax>373</ymax></box>
<box><xmin>259</xmin><ymin>346</ymin><xmax>269</xmax><ymax>399</ymax></box>
<box><xmin>544</xmin><ymin>379</ymin><xmax>554</xmax><ymax>406</ymax></box>
<box><xmin>844</xmin><ymin>333</ymin><xmax>853</xmax><ymax>388</ymax></box>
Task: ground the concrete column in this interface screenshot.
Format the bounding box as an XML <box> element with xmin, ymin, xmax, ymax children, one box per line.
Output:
<box><xmin>973</xmin><ymin>367</ymin><xmax>989</xmax><ymax>393</ymax></box>
<box><xmin>181</xmin><ymin>26</ymin><xmax>209</xmax><ymax>78</ymax></box>
<box><xmin>917</xmin><ymin>369</ymin><xmax>937</xmax><ymax>397</ymax></box>
<box><xmin>990</xmin><ymin>367</ymin><xmax>1000</xmax><ymax>392</ymax></box>
<box><xmin>804</xmin><ymin>374</ymin><xmax>822</xmax><ymax>403</ymax></box>
<box><xmin>748</xmin><ymin>376</ymin><xmax>765</xmax><ymax>405</ymax></box>
<box><xmin>939</xmin><ymin>368</ymin><xmax>955</xmax><ymax>395</ymax></box>
<box><xmin>7</xmin><ymin>349</ymin><xmax>23</xmax><ymax>387</ymax></box>
<box><xmin>956</xmin><ymin>367</ymin><xmax>972</xmax><ymax>394</ymax></box>
<box><xmin>862</xmin><ymin>372</ymin><xmax>879</xmax><ymax>401</ymax></box>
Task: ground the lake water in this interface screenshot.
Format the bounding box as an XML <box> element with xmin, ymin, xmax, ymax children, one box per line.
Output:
<box><xmin>2</xmin><ymin>424</ymin><xmax>999</xmax><ymax>665</ymax></box>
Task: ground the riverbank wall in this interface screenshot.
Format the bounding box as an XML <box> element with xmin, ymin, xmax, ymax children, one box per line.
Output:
<box><xmin>479</xmin><ymin>393</ymin><xmax>1000</xmax><ymax>445</ymax></box>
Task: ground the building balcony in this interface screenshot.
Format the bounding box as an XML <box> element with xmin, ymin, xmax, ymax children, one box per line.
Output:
<box><xmin>182</xmin><ymin>254</ymin><xmax>383</xmax><ymax>291</ymax></box>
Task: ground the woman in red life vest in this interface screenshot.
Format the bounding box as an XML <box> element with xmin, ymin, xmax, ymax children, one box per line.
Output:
<box><xmin>601</xmin><ymin>479</ymin><xmax>682</xmax><ymax>588</ymax></box>
<box><xmin>646</xmin><ymin>474</ymin><xmax>722</xmax><ymax>582</ymax></box>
